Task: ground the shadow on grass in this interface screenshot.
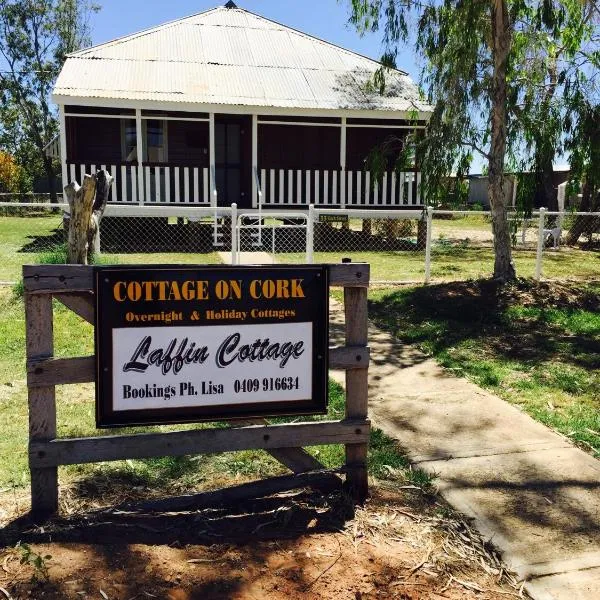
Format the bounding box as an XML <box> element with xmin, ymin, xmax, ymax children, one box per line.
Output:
<box><xmin>18</xmin><ymin>228</ymin><xmax>65</xmax><ymax>254</ymax></box>
<box><xmin>369</xmin><ymin>279</ymin><xmax>600</xmax><ymax>371</ymax></box>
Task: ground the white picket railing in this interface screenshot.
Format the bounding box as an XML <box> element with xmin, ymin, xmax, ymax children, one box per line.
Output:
<box><xmin>259</xmin><ymin>169</ymin><xmax>422</xmax><ymax>207</ymax></box>
<box><xmin>66</xmin><ymin>163</ymin><xmax>211</xmax><ymax>205</ymax></box>
<box><xmin>67</xmin><ymin>164</ymin><xmax>422</xmax><ymax>208</ymax></box>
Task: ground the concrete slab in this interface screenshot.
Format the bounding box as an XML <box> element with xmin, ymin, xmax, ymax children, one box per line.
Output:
<box><xmin>330</xmin><ymin>309</ymin><xmax>570</xmax><ymax>462</ymax></box>
<box><xmin>422</xmin><ymin>448</ymin><xmax>600</xmax><ymax>574</ymax></box>
<box><xmin>525</xmin><ymin>565</ymin><xmax>600</xmax><ymax>600</ymax></box>
<box><xmin>217</xmin><ymin>251</ymin><xmax>275</xmax><ymax>265</ymax></box>
<box><xmin>329</xmin><ymin>299</ymin><xmax>600</xmax><ymax>598</ymax></box>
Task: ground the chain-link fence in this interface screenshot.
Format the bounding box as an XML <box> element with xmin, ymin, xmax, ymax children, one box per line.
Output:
<box><xmin>535</xmin><ymin>209</ymin><xmax>600</xmax><ymax>281</ymax></box>
<box><xmin>309</xmin><ymin>209</ymin><xmax>427</xmax><ymax>282</ymax></box>
<box><xmin>429</xmin><ymin>211</ymin><xmax>540</xmax><ymax>280</ymax></box>
<box><xmin>1</xmin><ymin>202</ymin><xmax>599</xmax><ymax>284</ymax></box>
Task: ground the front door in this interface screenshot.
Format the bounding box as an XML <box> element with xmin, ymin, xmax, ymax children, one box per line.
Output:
<box><xmin>215</xmin><ymin>115</ymin><xmax>251</xmax><ymax>208</ymax></box>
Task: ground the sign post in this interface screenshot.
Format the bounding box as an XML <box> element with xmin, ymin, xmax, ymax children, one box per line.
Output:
<box><xmin>23</xmin><ymin>262</ymin><xmax>370</xmax><ymax>517</ymax></box>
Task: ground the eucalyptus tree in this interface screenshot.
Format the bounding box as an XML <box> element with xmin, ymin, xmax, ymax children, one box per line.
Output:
<box><xmin>347</xmin><ymin>0</ymin><xmax>597</xmax><ymax>280</ymax></box>
<box><xmin>0</xmin><ymin>0</ymin><xmax>98</xmax><ymax>200</ymax></box>
<box><xmin>511</xmin><ymin>1</ymin><xmax>599</xmax><ymax>214</ymax></box>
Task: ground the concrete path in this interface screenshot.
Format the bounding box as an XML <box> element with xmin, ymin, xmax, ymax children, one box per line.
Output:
<box><xmin>217</xmin><ymin>251</ymin><xmax>275</xmax><ymax>265</ymax></box>
<box><xmin>330</xmin><ymin>305</ymin><xmax>600</xmax><ymax>600</ymax></box>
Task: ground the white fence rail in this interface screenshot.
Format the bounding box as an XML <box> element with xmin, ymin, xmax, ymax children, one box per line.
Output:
<box><xmin>66</xmin><ymin>163</ymin><xmax>212</xmax><ymax>205</ymax></box>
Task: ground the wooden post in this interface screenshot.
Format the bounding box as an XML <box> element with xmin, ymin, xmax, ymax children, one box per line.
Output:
<box><xmin>252</xmin><ymin>114</ymin><xmax>258</xmax><ymax>208</ymax></box>
<box><xmin>136</xmin><ymin>109</ymin><xmax>144</xmax><ymax>204</ymax></box>
<box><xmin>25</xmin><ymin>293</ymin><xmax>58</xmax><ymax>517</ymax></box>
<box><xmin>59</xmin><ymin>104</ymin><xmax>68</xmax><ymax>203</ymax></box>
<box><xmin>340</xmin><ymin>117</ymin><xmax>347</xmax><ymax>210</ymax></box>
<box><xmin>343</xmin><ymin>259</ymin><xmax>369</xmax><ymax>503</ymax></box>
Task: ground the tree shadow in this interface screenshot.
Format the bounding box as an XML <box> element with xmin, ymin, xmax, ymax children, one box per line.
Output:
<box><xmin>18</xmin><ymin>228</ymin><xmax>65</xmax><ymax>253</ymax></box>
<box><xmin>1</xmin><ymin>485</ymin><xmax>361</xmax><ymax>599</ymax></box>
<box><xmin>368</xmin><ymin>279</ymin><xmax>600</xmax><ymax>371</ymax></box>
<box><xmin>0</xmin><ymin>487</ymin><xmax>352</xmax><ymax>552</ymax></box>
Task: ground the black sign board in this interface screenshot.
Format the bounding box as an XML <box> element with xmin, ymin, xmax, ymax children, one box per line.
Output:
<box><xmin>319</xmin><ymin>214</ymin><xmax>349</xmax><ymax>223</ymax></box>
<box><xmin>94</xmin><ymin>265</ymin><xmax>329</xmax><ymax>427</ymax></box>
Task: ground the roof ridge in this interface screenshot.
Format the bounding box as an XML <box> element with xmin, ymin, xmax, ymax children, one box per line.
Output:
<box><xmin>68</xmin><ymin>4</ymin><xmax>408</xmax><ymax>77</ymax></box>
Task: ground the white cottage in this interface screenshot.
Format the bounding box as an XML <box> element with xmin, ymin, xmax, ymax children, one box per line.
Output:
<box><xmin>53</xmin><ymin>1</ymin><xmax>432</xmax><ymax>212</ymax></box>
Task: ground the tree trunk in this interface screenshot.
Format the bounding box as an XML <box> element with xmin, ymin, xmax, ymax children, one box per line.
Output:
<box><xmin>488</xmin><ymin>0</ymin><xmax>515</xmax><ymax>281</ymax></box>
<box><xmin>43</xmin><ymin>155</ymin><xmax>58</xmax><ymax>204</ymax></box>
<box><xmin>536</xmin><ymin>53</ymin><xmax>559</xmax><ymax>215</ymax></box>
<box><xmin>566</xmin><ymin>181</ymin><xmax>599</xmax><ymax>245</ymax></box>
<box><xmin>538</xmin><ymin>155</ymin><xmax>557</xmax><ymax>211</ymax></box>
<box><xmin>64</xmin><ymin>169</ymin><xmax>113</xmax><ymax>264</ymax></box>
<box><xmin>87</xmin><ymin>170</ymin><xmax>112</xmax><ymax>262</ymax></box>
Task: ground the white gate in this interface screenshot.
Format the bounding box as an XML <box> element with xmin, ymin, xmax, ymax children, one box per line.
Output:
<box><xmin>233</xmin><ymin>211</ymin><xmax>312</xmax><ymax>265</ymax></box>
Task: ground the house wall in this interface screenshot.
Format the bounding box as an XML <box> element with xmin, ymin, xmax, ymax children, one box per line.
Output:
<box><xmin>66</xmin><ymin>116</ymin><xmax>122</xmax><ymax>163</ymax></box>
<box><xmin>258</xmin><ymin>124</ymin><xmax>340</xmax><ymax>170</ymax></box>
<box><xmin>346</xmin><ymin>127</ymin><xmax>409</xmax><ymax>171</ymax></box>
<box><xmin>468</xmin><ymin>176</ymin><xmax>515</xmax><ymax>208</ymax></box>
<box><xmin>62</xmin><ymin>109</ymin><xmax>423</xmax><ymax>206</ymax></box>
<box><xmin>258</xmin><ymin>123</ymin><xmax>412</xmax><ymax>171</ymax></box>
<box><xmin>167</xmin><ymin>121</ymin><xmax>209</xmax><ymax>166</ymax></box>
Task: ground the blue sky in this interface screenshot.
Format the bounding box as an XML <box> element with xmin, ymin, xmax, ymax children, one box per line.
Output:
<box><xmin>89</xmin><ymin>0</ymin><xmax>421</xmax><ymax>80</ymax></box>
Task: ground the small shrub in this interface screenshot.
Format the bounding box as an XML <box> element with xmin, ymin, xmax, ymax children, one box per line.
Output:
<box><xmin>372</xmin><ymin>218</ymin><xmax>415</xmax><ymax>238</ymax></box>
<box><xmin>37</xmin><ymin>244</ymin><xmax>67</xmax><ymax>265</ymax></box>
<box><xmin>12</xmin><ymin>279</ymin><xmax>24</xmax><ymax>299</ymax></box>
<box><xmin>17</xmin><ymin>542</ymin><xmax>51</xmax><ymax>582</ymax></box>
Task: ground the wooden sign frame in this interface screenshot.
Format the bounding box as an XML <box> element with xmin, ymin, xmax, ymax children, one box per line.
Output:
<box><xmin>23</xmin><ymin>262</ymin><xmax>370</xmax><ymax>517</ymax></box>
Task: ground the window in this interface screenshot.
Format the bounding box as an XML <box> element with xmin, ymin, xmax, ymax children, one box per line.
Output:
<box><xmin>146</xmin><ymin>119</ymin><xmax>167</xmax><ymax>162</ymax></box>
<box><xmin>121</xmin><ymin>119</ymin><xmax>137</xmax><ymax>162</ymax></box>
<box><xmin>120</xmin><ymin>119</ymin><xmax>168</xmax><ymax>163</ymax></box>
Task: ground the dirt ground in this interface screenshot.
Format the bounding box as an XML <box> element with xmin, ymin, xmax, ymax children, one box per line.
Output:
<box><xmin>0</xmin><ymin>486</ymin><xmax>526</xmax><ymax>600</ymax></box>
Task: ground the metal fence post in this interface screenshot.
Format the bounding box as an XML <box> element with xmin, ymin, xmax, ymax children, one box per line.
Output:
<box><xmin>307</xmin><ymin>204</ymin><xmax>315</xmax><ymax>264</ymax></box>
<box><xmin>535</xmin><ymin>207</ymin><xmax>547</xmax><ymax>281</ymax></box>
<box><xmin>424</xmin><ymin>206</ymin><xmax>434</xmax><ymax>284</ymax></box>
<box><xmin>93</xmin><ymin>224</ymin><xmax>101</xmax><ymax>257</ymax></box>
<box><xmin>231</xmin><ymin>203</ymin><xmax>238</xmax><ymax>265</ymax></box>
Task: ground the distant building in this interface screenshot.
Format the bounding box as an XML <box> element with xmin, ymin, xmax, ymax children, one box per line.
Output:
<box><xmin>467</xmin><ymin>166</ymin><xmax>571</xmax><ymax>209</ymax></box>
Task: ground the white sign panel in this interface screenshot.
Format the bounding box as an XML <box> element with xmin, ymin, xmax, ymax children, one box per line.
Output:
<box><xmin>112</xmin><ymin>322</ymin><xmax>313</xmax><ymax>410</ymax></box>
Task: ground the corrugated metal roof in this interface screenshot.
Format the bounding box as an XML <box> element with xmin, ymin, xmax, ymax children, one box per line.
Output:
<box><xmin>53</xmin><ymin>4</ymin><xmax>432</xmax><ymax>116</ymax></box>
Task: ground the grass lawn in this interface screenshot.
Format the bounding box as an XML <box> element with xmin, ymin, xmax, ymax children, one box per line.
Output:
<box><xmin>368</xmin><ymin>280</ymin><xmax>600</xmax><ymax>458</ymax></box>
<box><xmin>0</xmin><ymin>215</ymin><xmax>223</xmax><ymax>282</ymax></box>
<box><xmin>282</xmin><ymin>246</ymin><xmax>599</xmax><ymax>282</ymax></box>
<box><xmin>0</xmin><ymin>214</ymin><xmax>64</xmax><ymax>282</ymax></box>
<box><xmin>0</xmin><ymin>286</ymin><xmax>426</xmax><ymax>499</ymax></box>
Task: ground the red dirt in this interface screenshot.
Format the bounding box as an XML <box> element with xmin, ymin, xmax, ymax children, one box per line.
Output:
<box><xmin>1</xmin><ymin>488</ymin><xmax>524</xmax><ymax>600</ymax></box>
